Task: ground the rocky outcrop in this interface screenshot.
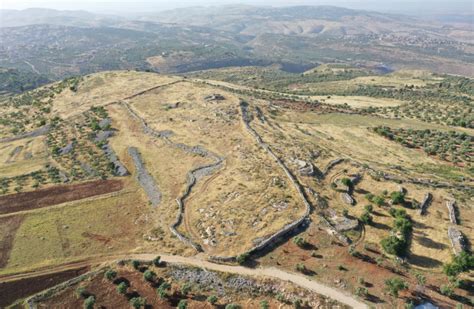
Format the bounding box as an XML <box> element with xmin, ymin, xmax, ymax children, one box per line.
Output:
<box><xmin>446</xmin><ymin>200</ymin><xmax>458</xmax><ymax>225</ymax></box>
<box><xmin>58</xmin><ymin>142</ymin><xmax>73</xmax><ymax>155</ymax></box>
<box><xmin>204</xmin><ymin>94</ymin><xmax>225</xmax><ymax>101</ymax></box>
<box><xmin>448</xmin><ymin>226</ymin><xmax>466</xmax><ymax>255</ymax></box>
<box><xmin>419</xmin><ymin>193</ymin><xmax>432</xmax><ymax>215</ymax></box>
<box><xmin>128</xmin><ymin>147</ymin><xmax>161</xmax><ymax>206</ymax></box>
<box><xmin>340</xmin><ymin>192</ymin><xmax>354</xmax><ymax>205</ymax></box>
<box><xmin>103</xmin><ymin>144</ymin><xmax>129</xmax><ymax>176</ymax></box>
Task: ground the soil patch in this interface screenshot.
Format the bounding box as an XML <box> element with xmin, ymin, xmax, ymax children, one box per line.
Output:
<box><xmin>0</xmin><ymin>179</ymin><xmax>124</xmax><ymax>215</ymax></box>
<box><xmin>0</xmin><ymin>266</ymin><xmax>89</xmax><ymax>308</ymax></box>
<box><xmin>0</xmin><ymin>216</ymin><xmax>24</xmax><ymax>268</ymax></box>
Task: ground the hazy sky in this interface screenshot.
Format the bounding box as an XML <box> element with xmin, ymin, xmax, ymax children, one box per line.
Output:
<box><xmin>1</xmin><ymin>0</ymin><xmax>473</xmax><ymax>15</ymax></box>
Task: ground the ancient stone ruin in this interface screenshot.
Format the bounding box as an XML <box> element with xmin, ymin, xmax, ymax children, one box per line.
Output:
<box><xmin>447</xmin><ymin>226</ymin><xmax>466</xmax><ymax>255</ymax></box>
<box><xmin>446</xmin><ymin>200</ymin><xmax>458</xmax><ymax>225</ymax></box>
<box><xmin>419</xmin><ymin>193</ymin><xmax>432</xmax><ymax>215</ymax></box>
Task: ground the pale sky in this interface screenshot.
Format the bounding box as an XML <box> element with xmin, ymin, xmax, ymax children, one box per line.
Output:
<box><xmin>1</xmin><ymin>0</ymin><xmax>472</xmax><ymax>15</ymax></box>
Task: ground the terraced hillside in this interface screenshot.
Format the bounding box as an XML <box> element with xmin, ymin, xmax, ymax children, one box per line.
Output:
<box><xmin>0</xmin><ymin>70</ymin><xmax>472</xmax><ymax>308</ymax></box>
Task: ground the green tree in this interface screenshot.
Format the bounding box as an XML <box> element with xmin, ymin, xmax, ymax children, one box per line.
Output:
<box><xmin>260</xmin><ymin>300</ymin><xmax>269</xmax><ymax>309</ymax></box>
<box><xmin>236</xmin><ymin>253</ymin><xmax>249</xmax><ymax>265</ymax></box>
<box><xmin>131</xmin><ymin>260</ymin><xmax>140</xmax><ymax>270</ymax></box>
<box><xmin>293</xmin><ymin>236</ymin><xmax>307</xmax><ymax>248</ymax></box>
<box><xmin>83</xmin><ymin>296</ymin><xmax>96</xmax><ymax>309</ymax></box>
<box><xmin>177</xmin><ymin>300</ymin><xmax>188</xmax><ymax>309</ymax></box>
<box><xmin>225</xmin><ymin>304</ymin><xmax>241</xmax><ymax>309</ymax></box>
<box><xmin>390</xmin><ymin>191</ymin><xmax>405</xmax><ymax>205</ymax></box>
<box><xmin>104</xmin><ymin>269</ymin><xmax>117</xmax><ymax>281</ymax></box>
<box><xmin>181</xmin><ymin>282</ymin><xmax>192</xmax><ymax>296</ymax></box>
<box><xmin>341</xmin><ymin>178</ymin><xmax>352</xmax><ymax>187</ymax></box>
<box><xmin>385</xmin><ymin>277</ymin><xmax>408</xmax><ymax>297</ymax></box>
<box><xmin>130</xmin><ymin>297</ymin><xmax>146</xmax><ymax>309</ymax></box>
<box><xmin>360</xmin><ymin>211</ymin><xmax>373</xmax><ymax>225</ymax></box>
<box><xmin>143</xmin><ymin>270</ymin><xmax>156</xmax><ymax>282</ymax></box>
<box><xmin>117</xmin><ymin>282</ymin><xmax>128</xmax><ymax>295</ymax></box>
<box><xmin>153</xmin><ymin>256</ymin><xmax>161</xmax><ymax>267</ymax></box>
<box><xmin>440</xmin><ymin>284</ymin><xmax>454</xmax><ymax>297</ymax></box>
<box><xmin>207</xmin><ymin>295</ymin><xmax>218</xmax><ymax>305</ymax></box>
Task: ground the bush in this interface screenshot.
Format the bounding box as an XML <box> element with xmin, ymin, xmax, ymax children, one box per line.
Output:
<box><xmin>373</xmin><ymin>196</ymin><xmax>385</xmax><ymax>206</ymax></box>
<box><xmin>130</xmin><ymin>297</ymin><xmax>146</xmax><ymax>309</ymax></box>
<box><xmin>260</xmin><ymin>300</ymin><xmax>270</xmax><ymax>309</ymax></box>
<box><xmin>104</xmin><ymin>269</ymin><xmax>117</xmax><ymax>281</ymax></box>
<box><xmin>381</xmin><ymin>236</ymin><xmax>407</xmax><ymax>256</ymax></box>
<box><xmin>143</xmin><ymin>270</ymin><xmax>156</xmax><ymax>282</ymax></box>
<box><xmin>152</xmin><ymin>256</ymin><xmax>161</xmax><ymax>267</ymax></box>
<box><xmin>385</xmin><ymin>277</ymin><xmax>408</xmax><ymax>297</ymax></box>
<box><xmin>83</xmin><ymin>296</ymin><xmax>96</xmax><ymax>309</ymax></box>
<box><xmin>76</xmin><ymin>286</ymin><xmax>89</xmax><ymax>299</ymax></box>
<box><xmin>236</xmin><ymin>253</ymin><xmax>249</xmax><ymax>265</ymax></box>
<box><xmin>225</xmin><ymin>304</ymin><xmax>240</xmax><ymax>309</ymax></box>
<box><xmin>355</xmin><ymin>286</ymin><xmax>368</xmax><ymax>298</ymax></box>
<box><xmin>440</xmin><ymin>284</ymin><xmax>454</xmax><ymax>297</ymax></box>
<box><xmin>390</xmin><ymin>191</ymin><xmax>405</xmax><ymax>204</ymax></box>
<box><xmin>295</xmin><ymin>263</ymin><xmax>306</xmax><ymax>273</ymax></box>
<box><xmin>117</xmin><ymin>282</ymin><xmax>128</xmax><ymax>294</ymax></box>
<box><xmin>131</xmin><ymin>260</ymin><xmax>140</xmax><ymax>269</ymax></box>
<box><xmin>443</xmin><ymin>251</ymin><xmax>474</xmax><ymax>277</ymax></box>
<box><xmin>341</xmin><ymin>178</ymin><xmax>352</xmax><ymax>187</ymax></box>
<box><xmin>360</xmin><ymin>211</ymin><xmax>373</xmax><ymax>225</ymax></box>
<box><xmin>157</xmin><ymin>282</ymin><xmax>171</xmax><ymax>299</ymax></box>
<box><xmin>293</xmin><ymin>236</ymin><xmax>307</xmax><ymax>248</ymax></box>
<box><xmin>178</xmin><ymin>300</ymin><xmax>188</xmax><ymax>309</ymax></box>
<box><xmin>181</xmin><ymin>282</ymin><xmax>192</xmax><ymax>295</ymax></box>
<box><xmin>207</xmin><ymin>295</ymin><xmax>218</xmax><ymax>305</ymax></box>
<box><xmin>364</xmin><ymin>205</ymin><xmax>373</xmax><ymax>213</ymax></box>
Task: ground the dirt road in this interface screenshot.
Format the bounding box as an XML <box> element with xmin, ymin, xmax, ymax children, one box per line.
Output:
<box><xmin>2</xmin><ymin>253</ymin><xmax>367</xmax><ymax>309</ymax></box>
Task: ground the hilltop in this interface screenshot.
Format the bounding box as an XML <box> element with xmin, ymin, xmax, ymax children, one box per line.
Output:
<box><xmin>0</xmin><ymin>68</ymin><xmax>472</xmax><ymax>308</ymax></box>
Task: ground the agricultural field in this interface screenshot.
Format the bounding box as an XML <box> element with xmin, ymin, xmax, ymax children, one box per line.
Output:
<box><xmin>0</xmin><ymin>69</ymin><xmax>472</xmax><ymax>309</ymax></box>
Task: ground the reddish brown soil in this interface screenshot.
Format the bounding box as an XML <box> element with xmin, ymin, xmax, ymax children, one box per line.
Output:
<box><xmin>258</xmin><ymin>221</ymin><xmax>470</xmax><ymax>308</ymax></box>
<box><xmin>39</xmin><ymin>267</ymin><xmax>293</xmax><ymax>309</ymax></box>
<box><xmin>0</xmin><ymin>266</ymin><xmax>89</xmax><ymax>308</ymax></box>
<box><xmin>0</xmin><ymin>179</ymin><xmax>124</xmax><ymax>215</ymax></box>
<box><xmin>0</xmin><ymin>216</ymin><xmax>24</xmax><ymax>268</ymax></box>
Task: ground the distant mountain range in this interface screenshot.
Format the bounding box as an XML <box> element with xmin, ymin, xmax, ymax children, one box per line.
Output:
<box><xmin>0</xmin><ymin>5</ymin><xmax>472</xmax><ymax>79</ymax></box>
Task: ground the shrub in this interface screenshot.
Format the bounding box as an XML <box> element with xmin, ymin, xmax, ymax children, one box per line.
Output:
<box><xmin>390</xmin><ymin>191</ymin><xmax>405</xmax><ymax>205</ymax></box>
<box><xmin>355</xmin><ymin>286</ymin><xmax>368</xmax><ymax>298</ymax></box>
<box><xmin>181</xmin><ymin>282</ymin><xmax>192</xmax><ymax>295</ymax></box>
<box><xmin>385</xmin><ymin>277</ymin><xmax>408</xmax><ymax>297</ymax></box>
<box><xmin>295</xmin><ymin>263</ymin><xmax>306</xmax><ymax>273</ymax></box>
<box><xmin>360</xmin><ymin>211</ymin><xmax>373</xmax><ymax>225</ymax></box>
<box><xmin>260</xmin><ymin>300</ymin><xmax>270</xmax><ymax>309</ymax></box>
<box><xmin>364</xmin><ymin>205</ymin><xmax>373</xmax><ymax>213</ymax></box>
<box><xmin>341</xmin><ymin>178</ymin><xmax>352</xmax><ymax>187</ymax></box>
<box><xmin>293</xmin><ymin>236</ymin><xmax>307</xmax><ymax>248</ymax></box>
<box><xmin>117</xmin><ymin>282</ymin><xmax>128</xmax><ymax>294</ymax></box>
<box><xmin>373</xmin><ymin>196</ymin><xmax>385</xmax><ymax>206</ymax></box>
<box><xmin>76</xmin><ymin>286</ymin><xmax>88</xmax><ymax>299</ymax></box>
<box><xmin>342</xmin><ymin>209</ymin><xmax>349</xmax><ymax>217</ymax></box>
<box><xmin>381</xmin><ymin>236</ymin><xmax>407</xmax><ymax>256</ymax></box>
<box><xmin>225</xmin><ymin>304</ymin><xmax>240</xmax><ymax>309</ymax></box>
<box><xmin>157</xmin><ymin>282</ymin><xmax>171</xmax><ymax>299</ymax></box>
<box><xmin>131</xmin><ymin>260</ymin><xmax>140</xmax><ymax>269</ymax></box>
<box><xmin>178</xmin><ymin>300</ymin><xmax>188</xmax><ymax>309</ymax></box>
<box><xmin>440</xmin><ymin>284</ymin><xmax>454</xmax><ymax>297</ymax></box>
<box><xmin>152</xmin><ymin>256</ymin><xmax>161</xmax><ymax>267</ymax></box>
<box><xmin>143</xmin><ymin>270</ymin><xmax>156</xmax><ymax>282</ymax></box>
<box><xmin>443</xmin><ymin>251</ymin><xmax>474</xmax><ymax>277</ymax></box>
<box><xmin>104</xmin><ymin>269</ymin><xmax>117</xmax><ymax>281</ymax></box>
<box><xmin>236</xmin><ymin>253</ymin><xmax>249</xmax><ymax>265</ymax></box>
<box><xmin>83</xmin><ymin>296</ymin><xmax>95</xmax><ymax>309</ymax></box>
<box><xmin>207</xmin><ymin>295</ymin><xmax>218</xmax><ymax>305</ymax></box>
<box><xmin>130</xmin><ymin>297</ymin><xmax>146</xmax><ymax>309</ymax></box>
